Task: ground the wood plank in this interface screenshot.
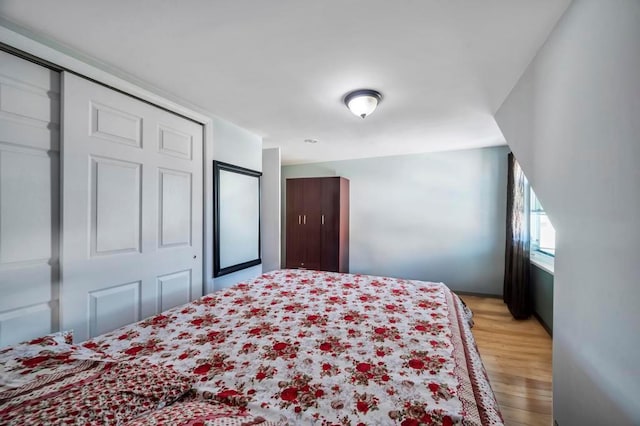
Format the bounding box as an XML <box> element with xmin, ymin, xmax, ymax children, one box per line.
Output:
<box><xmin>461</xmin><ymin>295</ymin><xmax>553</xmax><ymax>425</ymax></box>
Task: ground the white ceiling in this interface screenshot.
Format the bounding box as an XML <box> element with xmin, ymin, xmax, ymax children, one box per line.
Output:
<box><xmin>0</xmin><ymin>1</ymin><xmax>570</xmax><ymax>165</ymax></box>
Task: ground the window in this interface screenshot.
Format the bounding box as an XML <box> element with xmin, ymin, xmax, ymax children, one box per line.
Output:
<box><xmin>530</xmin><ymin>187</ymin><xmax>556</xmax><ymax>256</ymax></box>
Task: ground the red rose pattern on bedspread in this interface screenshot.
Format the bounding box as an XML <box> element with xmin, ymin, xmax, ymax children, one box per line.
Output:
<box><xmin>86</xmin><ymin>269</ymin><xmax>503</xmax><ymax>425</ymax></box>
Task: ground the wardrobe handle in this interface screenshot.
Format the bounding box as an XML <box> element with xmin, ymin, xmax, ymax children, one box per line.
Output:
<box><xmin>321</xmin><ymin>214</ymin><xmax>325</xmax><ymax>225</ymax></box>
<box><xmin>298</xmin><ymin>215</ymin><xmax>301</xmax><ymax>225</ymax></box>
<box><xmin>303</xmin><ymin>215</ymin><xmax>307</xmax><ymax>225</ymax></box>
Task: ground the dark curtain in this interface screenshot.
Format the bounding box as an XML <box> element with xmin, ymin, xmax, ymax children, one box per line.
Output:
<box><xmin>503</xmin><ymin>153</ymin><xmax>532</xmax><ymax>319</ymax></box>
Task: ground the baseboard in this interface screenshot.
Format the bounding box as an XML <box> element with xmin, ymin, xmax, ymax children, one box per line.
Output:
<box><xmin>453</xmin><ymin>290</ymin><xmax>502</xmax><ymax>299</ymax></box>
<box><xmin>533</xmin><ymin>312</ymin><xmax>553</xmax><ymax>337</ymax></box>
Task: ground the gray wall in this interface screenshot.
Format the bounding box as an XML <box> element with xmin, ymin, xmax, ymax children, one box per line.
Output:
<box><xmin>495</xmin><ymin>1</ymin><xmax>640</xmax><ymax>423</ymax></box>
<box><xmin>282</xmin><ymin>146</ymin><xmax>508</xmax><ymax>295</ymax></box>
<box><xmin>261</xmin><ymin>147</ymin><xmax>281</xmax><ymax>272</ymax></box>
<box><xmin>531</xmin><ymin>265</ymin><xmax>553</xmax><ymax>333</ymax></box>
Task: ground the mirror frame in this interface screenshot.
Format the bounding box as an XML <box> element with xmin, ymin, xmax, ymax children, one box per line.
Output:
<box><xmin>213</xmin><ymin>160</ymin><xmax>262</xmax><ymax>277</ymax></box>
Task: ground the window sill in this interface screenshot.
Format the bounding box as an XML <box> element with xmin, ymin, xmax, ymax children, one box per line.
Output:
<box><xmin>531</xmin><ymin>251</ymin><xmax>554</xmax><ymax>275</ymax></box>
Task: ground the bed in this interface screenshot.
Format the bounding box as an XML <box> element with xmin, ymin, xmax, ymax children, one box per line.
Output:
<box><xmin>1</xmin><ymin>269</ymin><xmax>503</xmax><ymax>425</ymax></box>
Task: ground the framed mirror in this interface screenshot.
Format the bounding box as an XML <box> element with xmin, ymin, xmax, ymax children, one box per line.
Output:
<box><xmin>213</xmin><ymin>161</ymin><xmax>262</xmax><ymax>277</ymax></box>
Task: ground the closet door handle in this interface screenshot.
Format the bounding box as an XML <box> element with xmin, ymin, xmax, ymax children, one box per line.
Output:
<box><xmin>303</xmin><ymin>215</ymin><xmax>307</xmax><ymax>225</ymax></box>
<box><xmin>321</xmin><ymin>214</ymin><xmax>325</xmax><ymax>225</ymax></box>
<box><xmin>298</xmin><ymin>215</ymin><xmax>301</xmax><ymax>225</ymax></box>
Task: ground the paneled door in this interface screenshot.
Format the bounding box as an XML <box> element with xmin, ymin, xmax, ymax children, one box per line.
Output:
<box><xmin>61</xmin><ymin>73</ymin><xmax>203</xmax><ymax>342</ymax></box>
<box><xmin>0</xmin><ymin>51</ymin><xmax>60</xmax><ymax>347</ymax></box>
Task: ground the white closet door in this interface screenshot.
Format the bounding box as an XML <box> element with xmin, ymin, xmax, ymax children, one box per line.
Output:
<box><xmin>61</xmin><ymin>73</ymin><xmax>203</xmax><ymax>342</ymax></box>
<box><xmin>0</xmin><ymin>51</ymin><xmax>60</xmax><ymax>347</ymax></box>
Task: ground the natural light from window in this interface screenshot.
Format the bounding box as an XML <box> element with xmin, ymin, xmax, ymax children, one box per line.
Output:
<box><xmin>530</xmin><ymin>187</ymin><xmax>556</xmax><ymax>257</ymax></box>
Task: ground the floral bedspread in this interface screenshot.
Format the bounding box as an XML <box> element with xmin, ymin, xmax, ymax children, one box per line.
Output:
<box><xmin>86</xmin><ymin>269</ymin><xmax>503</xmax><ymax>425</ymax></box>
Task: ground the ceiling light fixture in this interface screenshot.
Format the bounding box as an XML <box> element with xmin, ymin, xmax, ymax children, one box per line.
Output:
<box><xmin>344</xmin><ymin>89</ymin><xmax>383</xmax><ymax>119</ymax></box>
<box><xmin>304</xmin><ymin>138</ymin><xmax>318</xmax><ymax>144</ymax></box>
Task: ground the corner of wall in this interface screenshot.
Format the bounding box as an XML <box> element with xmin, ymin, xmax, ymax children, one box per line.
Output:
<box><xmin>261</xmin><ymin>147</ymin><xmax>282</xmax><ymax>272</ymax></box>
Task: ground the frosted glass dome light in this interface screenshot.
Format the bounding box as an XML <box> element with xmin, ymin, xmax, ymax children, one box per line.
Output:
<box><xmin>344</xmin><ymin>89</ymin><xmax>383</xmax><ymax>119</ymax></box>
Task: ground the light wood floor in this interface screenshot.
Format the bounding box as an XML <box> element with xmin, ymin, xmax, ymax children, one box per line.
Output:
<box><xmin>461</xmin><ymin>295</ymin><xmax>553</xmax><ymax>426</ymax></box>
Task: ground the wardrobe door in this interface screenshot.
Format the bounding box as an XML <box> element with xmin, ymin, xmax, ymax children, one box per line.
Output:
<box><xmin>285</xmin><ymin>179</ymin><xmax>305</xmax><ymax>268</ymax></box>
<box><xmin>300</xmin><ymin>178</ymin><xmax>322</xmax><ymax>270</ymax></box>
<box><xmin>320</xmin><ymin>178</ymin><xmax>340</xmax><ymax>272</ymax></box>
<box><xmin>0</xmin><ymin>51</ymin><xmax>60</xmax><ymax>346</ymax></box>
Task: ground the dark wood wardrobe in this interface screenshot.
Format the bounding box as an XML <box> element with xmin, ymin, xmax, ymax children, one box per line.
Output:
<box><xmin>285</xmin><ymin>177</ymin><xmax>349</xmax><ymax>272</ymax></box>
